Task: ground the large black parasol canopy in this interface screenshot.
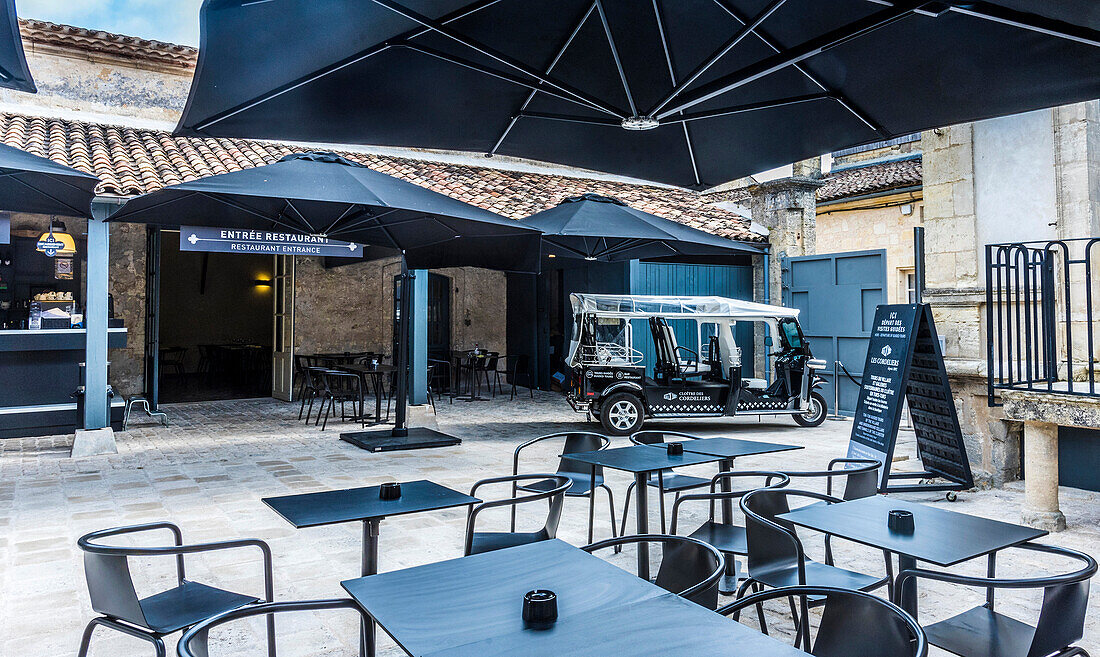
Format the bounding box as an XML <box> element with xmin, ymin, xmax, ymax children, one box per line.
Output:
<box><xmin>176</xmin><ymin>0</ymin><xmax>1100</xmax><ymax>189</ymax></box>
<box><xmin>109</xmin><ymin>151</ymin><xmax>541</xmax><ymax>272</ymax></box>
<box><xmin>520</xmin><ymin>193</ymin><xmax>764</xmax><ymax>261</ymax></box>
<box><xmin>0</xmin><ymin>142</ymin><xmax>98</xmax><ymax>217</ymax></box>
<box><xmin>0</xmin><ymin>0</ymin><xmax>34</xmax><ymax>93</ymax></box>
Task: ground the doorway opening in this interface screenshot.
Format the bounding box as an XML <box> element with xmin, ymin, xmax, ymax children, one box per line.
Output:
<box><xmin>156</xmin><ymin>234</ymin><xmax>275</xmax><ymax>403</ymax></box>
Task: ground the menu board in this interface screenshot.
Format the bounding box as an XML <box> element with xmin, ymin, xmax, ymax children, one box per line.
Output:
<box><xmin>847</xmin><ymin>304</ymin><xmax>974</xmax><ymax>492</ymax></box>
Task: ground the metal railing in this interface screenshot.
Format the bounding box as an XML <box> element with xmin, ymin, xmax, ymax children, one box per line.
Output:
<box><xmin>986</xmin><ymin>238</ymin><xmax>1100</xmax><ymax>405</ymax></box>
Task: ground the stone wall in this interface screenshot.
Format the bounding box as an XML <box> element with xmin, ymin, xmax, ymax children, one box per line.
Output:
<box><xmin>816</xmin><ymin>200</ymin><xmax>923</xmax><ymax>304</ymax></box>
<box><xmin>107</xmin><ymin>222</ymin><xmax>145</xmax><ymax>397</ymax></box>
<box><xmin>292</xmin><ymin>255</ymin><xmax>507</xmax><ymax>360</ymax></box>
<box><xmin>0</xmin><ymin>44</ymin><xmax>192</xmax><ymax>123</ymax></box>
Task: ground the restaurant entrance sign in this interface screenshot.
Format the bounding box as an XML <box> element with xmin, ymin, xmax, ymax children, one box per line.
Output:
<box><xmin>846</xmin><ymin>303</ymin><xmax>974</xmax><ymax>495</ymax></box>
<box><xmin>180</xmin><ymin>225</ymin><xmax>363</xmax><ymax>257</ymax></box>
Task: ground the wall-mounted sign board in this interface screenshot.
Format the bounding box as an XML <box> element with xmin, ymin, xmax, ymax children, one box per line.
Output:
<box><xmin>179</xmin><ymin>226</ymin><xmax>363</xmax><ymax>257</ymax></box>
<box><xmin>846</xmin><ymin>303</ymin><xmax>974</xmax><ymax>494</ymax></box>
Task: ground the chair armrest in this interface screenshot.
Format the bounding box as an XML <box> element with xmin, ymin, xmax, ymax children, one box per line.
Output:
<box><xmin>78</xmin><ymin>522</ymin><xmax>186</xmax><ymax>584</ymax></box>
<box><xmin>896</xmin><ymin>542</ymin><xmax>1098</xmax><ymax>595</ymax></box>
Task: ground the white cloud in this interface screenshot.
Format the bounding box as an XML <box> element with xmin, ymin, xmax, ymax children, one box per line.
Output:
<box><xmin>16</xmin><ymin>0</ymin><xmax>203</xmax><ymax>45</ymax></box>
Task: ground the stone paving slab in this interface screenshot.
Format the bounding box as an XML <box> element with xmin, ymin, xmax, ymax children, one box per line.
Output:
<box><xmin>0</xmin><ymin>392</ymin><xmax>1097</xmax><ymax>656</ymax></box>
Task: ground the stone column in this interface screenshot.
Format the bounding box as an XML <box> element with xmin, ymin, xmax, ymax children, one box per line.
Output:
<box><xmin>1020</xmin><ymin>420</ymin><xmax>1066</xmax><ymax>531</ymax></box>
<box><xmin>747</xmin><ymin>175</ymin><xmax>823</xmax><ymax>375</ymax></box>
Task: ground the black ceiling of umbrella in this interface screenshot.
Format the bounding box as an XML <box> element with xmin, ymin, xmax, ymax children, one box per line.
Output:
<box><xmin>0</xmin><ymin>143</ymin><xmax>98</xmax><ymax>217</ymax></box>
<box><xmin>177</xmin><ymin>0</ymin><xmax>1100</xmax><ymax>188</ymax></box>
<box><xmin>520</xmin><ymin>193</ymin><xmax>765</xmax><ymax>262</ymax></box>
<box><xmin>0</xmin><ymin>0</ymin><xmax>34</xmax><ymax>93</ymax></box>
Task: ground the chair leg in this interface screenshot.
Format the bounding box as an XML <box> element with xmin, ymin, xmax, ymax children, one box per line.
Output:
<box><xmin>788</xmin><ymin>595</ymin><xmax>802</xmax><ymax>647</ymax></box>
<box><xmin>600</xmin><ymin>484</ymin><xmax>619</xmax><ymax>551</ymax></box>
<box><xmin>754</xmin><ymin>582</ymin><xmax>769</xmax><ymax>636</ymax></box>
<box><xmin>619</xmin><ymin>481</ymin><xmax>636</xmax><ymax>537</ymax></box>
<box><xmin>79</xmin><ymin>617</ymin><xmax>166</xmax><ymax>657</ymax></box>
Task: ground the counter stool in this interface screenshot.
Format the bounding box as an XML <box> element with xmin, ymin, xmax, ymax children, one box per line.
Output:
<box><xmin>122</xmin><ymin>396</ymin><xmax>167</xmax><ymax>430</ymax></box>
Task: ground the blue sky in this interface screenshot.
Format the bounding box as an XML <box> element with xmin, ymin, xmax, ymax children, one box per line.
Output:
<box><xmin>18</xmin><ymin>0</ymin><xmax>203</xmax><ymax>46</ymax></box>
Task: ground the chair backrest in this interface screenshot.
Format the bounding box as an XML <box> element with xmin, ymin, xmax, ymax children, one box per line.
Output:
<box><xmin>720</xmin><ymin>586</ymin><xmax>926</xmax><ymax>657</ymax></box>
<box><xmin>553</xmin><ymin>432</ymin><xmax>610</xmax><ymax>477</ymax></box>
<box><xmin>669</xmin><ymin>471</ymin><xmax>790</xmax><ymax>533</ymax></box>
<box><xmin>82</xmin><ymin>551</ymin><xmax>148</xmax><ymax>627</ymax></box>
<box><xmin>583</xmin><ymin>535</ymin><xmax>724</xmax><ymax>609</ymax></box>
<box><xmin>465</xmin><ymin>474</ymin><xmax>571</xmax><ymax>556</ymax></box>
<box><xmin>1030</xmin><ymin>580</ymin><xmax>1091</xmax><ymax>657</ymax></box>
<box><xmin>179</xmin><ymin>599</ymin><xmax>369</xmax><ymax>657</ymax></box>
<box><xmin>78</xmin><ymin>523</ymin><xmax>190</xmax><ymax>630</ymax></box>
<box><xmin>629</xmin><ymin>430</ymin><xmax>699</xmax><ymax>445</ymax></box>
<box><xmin>741</xmin><ymin>488</ymin><xmax>801</xmax><ymax>577</ymax></box>
<box><xmin>781</xmin><ymin>458</ymin><xmax>881</xmax><ymax>500</ymax></box>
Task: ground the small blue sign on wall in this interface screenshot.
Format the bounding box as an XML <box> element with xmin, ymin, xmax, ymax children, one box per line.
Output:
<box><xmin>0</xmin><ymin>214</ymin><xmax>9</xmax><ymax>244</ymax></box>
<box><xmin>179</xmin><ymin>226</ymin><xmax>363</xmax><ymax>257</ymax></box>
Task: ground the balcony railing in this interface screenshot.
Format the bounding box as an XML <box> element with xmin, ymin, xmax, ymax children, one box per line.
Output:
<box><xmin>986</xmin><ymin>238</ymin><xmax>1100</xmax><ymax>405</ymax></box>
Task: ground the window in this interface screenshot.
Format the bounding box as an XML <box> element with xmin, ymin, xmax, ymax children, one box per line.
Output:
<box><xmin>900</xmin><ymin>269</ymin><xmax>917</xmax><ymax>303</ymax></box>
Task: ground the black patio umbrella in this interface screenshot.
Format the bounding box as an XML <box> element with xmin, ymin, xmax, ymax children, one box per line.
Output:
<box><xmin>0</xmin><ymin>0</ymin><xmax>34</xmax><ymax>93</ymax></box>
<box><xmin>175</xmin><ymin>1</ymin><xmax>1100</xmax><ymax>189</ymax></box>
<box><xmin>520</xmin><ymin>193</ymin><xmax>764</xmax><ymax>261</ymax></box>
<box><xmin>0</xmin><ymin>142</ymin><xmax>98</xmax><ymax>217</ymax></box>
<box><xmin>110</xmin><ymin>151</ymin><xmax>542</xmax><ymax>438</ymax></box>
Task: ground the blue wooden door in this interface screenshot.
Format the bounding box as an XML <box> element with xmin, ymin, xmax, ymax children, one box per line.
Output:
<box><xmin>629</xmin><ymin>262</ymin><xmax>755</xmax><ymax>377</ymax></box>
<box><xmin>782</xmin><ymin>250</ymin><xmax>886</xmax><ymax>416</ymax></box>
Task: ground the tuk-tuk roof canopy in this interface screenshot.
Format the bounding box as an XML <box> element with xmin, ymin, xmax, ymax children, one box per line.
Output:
<box><xmin>570</xmin><ymin>294</ymin><xmax>799</xmax><ymax>320</ymax></box>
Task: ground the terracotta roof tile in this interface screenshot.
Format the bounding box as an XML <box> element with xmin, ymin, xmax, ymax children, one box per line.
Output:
<box><xmin>19</xmin><ymin>18</ymin><xmax>198</xmax><ymax>69</ymax></box>
<box><xmin>817</xmin><ymin>157</ymin><xmax>922</xmax><ymax>203</ymax></box>
<box><xmin>0</xmin><ymin>112</ymin><xmax>757</xmax><ymax>241</ymax></box>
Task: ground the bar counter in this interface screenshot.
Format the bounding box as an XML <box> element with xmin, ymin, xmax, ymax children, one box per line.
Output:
<box><xmin>0</xmin><ymin>327</ymin><xmax>127</xmax><ymax>438</ymax></box>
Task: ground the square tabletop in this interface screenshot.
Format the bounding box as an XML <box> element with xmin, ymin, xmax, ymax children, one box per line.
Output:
<box><xmin>560</xmin><ymin>444</ymin><xmax>723</xmax><ymax>473</ymax></box>
<box><xmin>262</xmin><ymin>480</ymin><xmax>479</xmax><ymax>529</ymax></box>
<box><xmin>341</xmin><ymin>539</ymin><xmax>671</xmax><ymax>656</ymax></box>
<box><xmin>682</xmin><ymin>437</ymin><xmax>803</xmax><ymax>459</ymax></box>
<box><xmin>422</xmin><ymin>591</ymin><xmax>808</xmax><ymax>657</ymax></box>
<box><xmin>778</xmin><ymin>495</ymin><xmax>1047</xmax><ymax>566</ymax></box>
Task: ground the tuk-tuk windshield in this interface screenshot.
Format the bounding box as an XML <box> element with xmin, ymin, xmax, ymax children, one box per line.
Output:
<box><xmin>780</xmin><ymin>319</ymin><xmax>803</xmax><ymax>348</ymax></box>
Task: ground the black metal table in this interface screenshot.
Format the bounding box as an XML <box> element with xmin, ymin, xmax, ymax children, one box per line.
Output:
<box><xmin>778</xmin><ymin>495</ymin><xmax>1048</xmax><ymax>615</ymax></box>
<box><xmin>680</xmin><ymin>437</ymin><xmax>802</xmax><ymax>592</ymax></box>
<box><xmin>335</xmin><ymin>363</ymin><xmax>396</xmax><ymax>424</ymax></box>
<box><xmin>561</xmin><ymin>444</ymin><xmax>725</xmax><ymax>579</ymax></box>
<box><xmin>263</xmin><ymin>480</ymin><xmax>479</xmax><ymax>657</ymax></box>
<box><xmin>341</xmin><ymin>539</ymin><xmax>807</xmax><ymax>657</ymax></box>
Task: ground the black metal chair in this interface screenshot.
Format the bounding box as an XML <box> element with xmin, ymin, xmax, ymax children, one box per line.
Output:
<box><xmin>736</xmin><ymin>488</ymin><xmax>891</xmax><ymax>640</ymax></box>
<box><xmin>669</xmin><ymin>471</ymin><xmax>790</xmax><ymax>594</ymax></box>
<box><xmin>178</xmin><ymin>599</ymin><xmax>370</xmax><ymax>657</ymax></box>
<box><xmin>720</xmin><ymin>585</ymin><xmax>927</xmax><ymax>656</ymax></box>
<box><xmin>299</xmin><ymin>365</ymin><xmax>328</xmax><ymax>423</ymax></box>
<box><xmin>778</xmin><ymin>458</ymin><xmax>892</xmax><ymax>594</ymax></box>
<box><xmin>582</xmin><ymin>534</ymin><xmax>725</xmax><ymax>609</ymax></box>
<box><xmin>318</xmin><ymin>370</ymin><xmax>364</xmax><ymax>431</ymax></box>
<box><xmin>428</xmin><ymin>357</ymin><xmax>454</xmax><ymax>404</ymax></box>
<box><xmin>464</xmin><ymin>474</ymin><xmax>571</xmax><ymax>556</ymax></box>
<box><xmin>495</xmin><ymin>353</ymin><xmax>534</xmax><ymax>400</ymax></box>
<box><xmin>620</xmin><ymin>430</ymin><xmax>712</xmax><ymax>535</ymax></box>
<box><xmin>896</xmin><ymin>543</ymin><xmax>1097</xmax><ymax>657</ymax></box>
<box><xmin>511</xmin><ymin>431</ymin><xmax>617</xmax><ymax>544</ymax></box>
<box><xmin>76</xmin><ymin>522</ymin><xmax>274</xmax><ymax>657</ymax></box>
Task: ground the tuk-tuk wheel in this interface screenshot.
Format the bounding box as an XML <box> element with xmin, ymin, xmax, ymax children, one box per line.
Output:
<box><xmin>600</xmin><ymin>392</ymin><xmax>644</xmax><ymax>436</ymax></box>
<box><xmin>793</xmin><ymin>391</ymin><xmax>828</xmax><ymax>428</ymax></box>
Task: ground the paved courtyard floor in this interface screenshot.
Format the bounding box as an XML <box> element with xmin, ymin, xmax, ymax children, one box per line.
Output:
<box><xmin>1</xmin><ymin>392</ymin><xmax>1098</xmax><ymax>656</ymax></box>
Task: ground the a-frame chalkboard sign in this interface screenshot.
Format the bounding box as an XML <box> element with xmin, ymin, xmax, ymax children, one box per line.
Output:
<box><xmin>846</xmin><ymin>303</ymin><xmax>974</xmax><ymax>494</ymax></box>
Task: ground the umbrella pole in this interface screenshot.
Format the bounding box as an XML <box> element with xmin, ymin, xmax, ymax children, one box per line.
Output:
<box><xmin>392</xmin><ymin>254</ymin><xmax>411</xmax><ymax>437</ymax></box>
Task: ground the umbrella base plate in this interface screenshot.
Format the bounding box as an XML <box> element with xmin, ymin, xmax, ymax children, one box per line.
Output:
<box><xmin>340</xmin><ymin>427</ymin><xmax>461</xmax><ymax>452</ymax></box>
